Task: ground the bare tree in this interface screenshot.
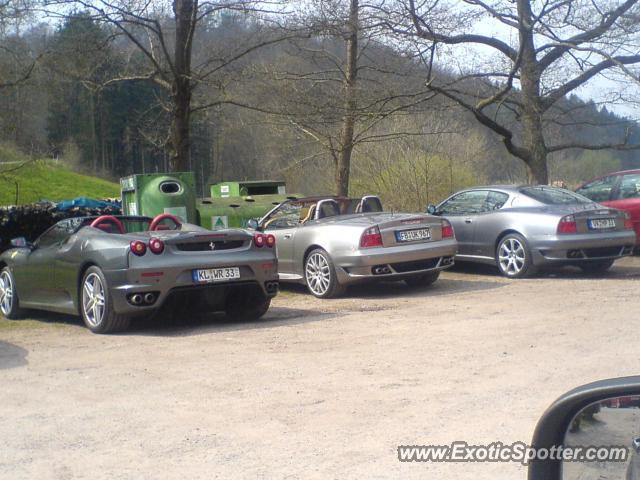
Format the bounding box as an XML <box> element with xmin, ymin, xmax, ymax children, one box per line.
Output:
<box><xmin>44</xmin><ymin>0</ymin><xmax>295</xmax><ymax>171</ymax></box>
<box><xmin>384</xmin><ymin>0</ymin><xmax>640</xmax><ymax>183</ymax></box>
<box><xmin>252</xmin><ymin>0</ymin><xmax>441</xmax><ymax>195</ymax></box>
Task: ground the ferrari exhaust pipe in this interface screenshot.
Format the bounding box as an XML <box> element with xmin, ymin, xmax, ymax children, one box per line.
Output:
<box><xmin>130</xmin><ymin>294</ymin><xmax>143</xmax><ymax>305</ymax></box>
<box><xmin>143</xmin><ymin>293</ymin><xmax>156</xmax><ymax>305</ymax></box>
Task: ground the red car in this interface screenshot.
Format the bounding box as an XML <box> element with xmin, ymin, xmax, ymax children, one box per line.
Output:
<box><xmin>577</xmin><ymin>169</ymin><xmax>640</xmax><ymax>245</ymax></box>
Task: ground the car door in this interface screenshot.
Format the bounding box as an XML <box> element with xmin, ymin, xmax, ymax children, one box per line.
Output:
<box><xmin>16</xmin><ymin>222</ymin><xmax>69</xmax><ymax>304</ymax></box>
<box><xmin>606</xmin><ymin>172</ymin><xmax>640</xmax><ymax>239</ymax></box>
<box><xmin>262</xmin><ymin>202</ymin><xmax>306</xmax><ymax>274</ymax></box>
<box><xmin>471</xmin><ymin>190</ymin><xmax>511</xmax><ymax>258</ymax></box>
<box><xmin>576</xmin><ymin>175</ymin><xmax>620</xmax><ymax>204</ymax></box>
<box><xmin>437</xmin><ymin>190</ymin><xmax>489</xmax><ymax>256</ymax></box>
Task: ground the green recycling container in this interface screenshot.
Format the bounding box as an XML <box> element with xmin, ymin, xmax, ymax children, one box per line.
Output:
<box><xmin>120</xmin><ymin>172</ymin><xmax>198</xmax><ymax>224</ymax></box>
<box><xmin>199</xmin><ymin>180</ymin><xmax>301</xmax><ymax>229</ymax></box>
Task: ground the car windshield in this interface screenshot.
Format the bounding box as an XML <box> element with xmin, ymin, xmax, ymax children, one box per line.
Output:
<box><xmin>519</xmin><ymin>186</ymin><xmax>592</xmax><ymax>205</ymax></box>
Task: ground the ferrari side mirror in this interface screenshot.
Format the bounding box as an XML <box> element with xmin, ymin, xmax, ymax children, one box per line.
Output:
<box><xmin>10</xmin><ymin>237</ymin><xmax>32</xmax><ymax>249</ymax></box>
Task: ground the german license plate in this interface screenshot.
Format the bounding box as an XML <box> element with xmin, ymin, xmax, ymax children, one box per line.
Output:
<box><xmin>395</xmin><ymin>228</ymin><xmax>431</xmax><ymax>242</ymax></box>
<box><xmin>192</xmin><ymin>267</ymin><xmax>240</xmax><ymax>283</ymax></box>
<box><xmin>588</xmin><ymin>218</ymin><xmax>616</xmax><ymax>230</ymax></box>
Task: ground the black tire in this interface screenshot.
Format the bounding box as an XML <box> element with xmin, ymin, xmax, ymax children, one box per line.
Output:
<box><xmin>225</xmin><ymin>292</ymin><xmax>271</xmax><ymax>321</ymax></box>
<box><xmin>0</xmin><ymin>267</ymin><xmax>23</xmax><ymax>319</ymax></box>
<box><xmin>80</xmin><ymin>266</ymin><xmax>130</xmax><ymax>334</ymax></box>
<box><xmin>404</xmin><ymin>270</ymin><xmax>441</xmax><ymax>287</ymax></box>
<box><xmin>579</xmin><ymin>259</ymin><xmax>614</xmax><ymax>274</ymax></box>
<box><xmin>495</xmin><ymin>233</ymin><xmax>536</xmax><ymax>278</ymax></box>
<box><xmin>304</xmin><ymin>248</ymin><xmax>345</xmax><ymax>298</ymax></box>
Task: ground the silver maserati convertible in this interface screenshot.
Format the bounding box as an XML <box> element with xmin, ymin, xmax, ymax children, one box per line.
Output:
<box><xmin>428</xmin><ymin>185</ymin><xmax>636</xmax><ymax>278</ymax></box>
<box><xmin>250</xmin><ymin>195</ymin><xmax>458</xmax><ymax>298</ymax></box>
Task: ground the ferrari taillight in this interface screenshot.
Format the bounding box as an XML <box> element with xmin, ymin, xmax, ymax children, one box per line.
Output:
<box><xmin>254</xmin><ymin>233</ymin><xmax>275</xmax><ymax>248</ymax></box>
<box><xmin>254</xmin><ymin>233</ymin><xmax>265</xmax><ymax>248</ymax></box>
<box><xmin>148</xmin><ymin>238</ymin><xmax>164</xmax><ymax>254</ymax></box>
<box><xmin>442</xmin><ymin>219</ymin><xmax>454</xmax><ymax>239</ymax></box>
<box><xmin>360</xmin><ymin>226</ymin><xmax>383</xmax><ymax>248</ymax></box>
<box><xmin>130</xmin><ymin>240</ymin><xmax>147</xmax><ymax>256</ymax></box>
<box><xmin>623</xmin><ymin>213</ymin><xmax>633</xmax><ymax>230</ymax></box>
<box><xmin>265</xmin><ymin>234</ymin><xmax>276</xmax><ymax>248</ymax></box>
<box><xmin>557</xmin><ymin>215</ymin><xmax>577</xmax><ymax>234</ymax></box>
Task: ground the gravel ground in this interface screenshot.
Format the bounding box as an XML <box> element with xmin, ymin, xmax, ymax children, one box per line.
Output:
<box><xmin>1</xmin><ymin>257</ymin><xmax>640</xmax><ymax>480</ymax></box>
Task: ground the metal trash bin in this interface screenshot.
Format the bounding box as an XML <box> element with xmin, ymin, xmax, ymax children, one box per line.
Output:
<box><xmin>120</xmin><ymin>173</ymin><xmax>198</xmax><ymax>224</ymax></box>
<box><xmin>198</xmin><ymin>180</ymin><xmax>301</xmax><ymax>229</ymax></box>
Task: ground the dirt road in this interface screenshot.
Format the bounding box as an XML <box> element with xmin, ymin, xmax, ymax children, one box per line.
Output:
<box><xmin>2</xmin><ymin>258</ymin><xmax>640</xmax><ymax>479</ymax></box>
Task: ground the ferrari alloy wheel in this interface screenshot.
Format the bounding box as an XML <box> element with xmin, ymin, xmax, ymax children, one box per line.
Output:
<box><xmin>496</xmin><ymin>233</ymin><xmax>535</xmax><ymax>278</ymax></box>
<box><xmin>80</xmin><ymin>266</ymin><xmax>130</xmax><ymax>334</ymax></box>
<box><xmin>0</xmin><ymin>267</ymin><xmax>21</xmax><ymax>319</ymax></box>
<box><xmin>304</xmin><ymin>248</ymin><xmax>344</xmax><ymax>298</ymax></box>
<box><xmin>82</xmin><ymin>272</ymin><xmax>106</xmax><ymax>327</ymax></box>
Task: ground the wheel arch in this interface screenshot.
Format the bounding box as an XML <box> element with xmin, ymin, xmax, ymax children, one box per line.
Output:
<box><xmin>494</xmin><ymin>229</ymin><xmax>525</xmax><ymax>255</ymax></box>
<box><xmin>302</xmin><ymin>244</ymin><xmax>325</xmax><ymax>266</ymax></box>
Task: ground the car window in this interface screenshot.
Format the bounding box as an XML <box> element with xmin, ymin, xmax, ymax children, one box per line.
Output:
<box><xmin>262</xmin><ymin>202</ymin><xmax>305</xmax><ymax>230</ymax></box>
<box><xmin>485</xmin><ymin>191</ymin><xmax>509</xmax><ymax>211</ymax></box>
<box><xmin>36</xmin><ymin>221</ymin><xmax>72</xmax><ymax>248</ymax></box>
<box><xmin>439</xmin><ymin>190</ymin><xmax>489</xmax><ymax>215</ymax></box>
<box><xmin>616</xmin><ymin>174</ymin><xmax>640</xmax><ymax>200</ymax></box>
<box><xmin>520</xmin><ymin>186</ymin><xmax>592</xmax><ymax>205</ymax></box>
<box><xmin>576</xmin><ymin>176</ymin><xmax>618</xmax><ymax>202</ymax></box>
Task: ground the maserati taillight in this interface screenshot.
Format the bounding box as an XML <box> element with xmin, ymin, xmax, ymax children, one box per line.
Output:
<box><xmin>557</xmin><ymin>215</ymin><xmax>577</xmax><ymax>234</ymax></box>
<box><xmin>442</xmin><ymin>219</ymin><xmax>454</xmax><ymax>239</ymax></box>
<box><xmin>360</xmin><ymin>226</ymin><xmax>383</xmax><ymax>248</ymax></box>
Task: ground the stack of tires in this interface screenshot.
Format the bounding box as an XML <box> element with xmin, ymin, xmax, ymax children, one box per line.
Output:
<box><xmin>0</xmin><ymin>202</ymin><xmax>122</xmax><ymax>253</ymax></box>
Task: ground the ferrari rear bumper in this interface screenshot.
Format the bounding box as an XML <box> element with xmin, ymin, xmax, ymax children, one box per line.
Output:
<box><xmin>103</xmin><ymin>259</ymin><xmax>278</xmax><ymax>315</ymax></box>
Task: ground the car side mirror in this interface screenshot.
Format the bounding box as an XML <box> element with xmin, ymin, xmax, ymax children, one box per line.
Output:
<box><xmin>427</xmin><ymin>204</ymin><xmax>439</xmax><ymax>215</ymax></box>
<box><xmin>10</xmin><ymin>237</ymin><xmax>32</xmax><ymax>249</ymax></box>
<box><xmin>246</xmin><ymin>218</ymin><xmax>260</xmax><ymax>231</ymax></box>
<box><xmin>528</xmin><ymin>376</ymin><xmax>640</xmax><ymax>480</ymax></box>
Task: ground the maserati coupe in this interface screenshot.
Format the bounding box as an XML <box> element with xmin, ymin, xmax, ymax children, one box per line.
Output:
<box><xmin>428</xmin><ymin>185</ymin><xmax>636</xmax><ymax>278</ymax></box>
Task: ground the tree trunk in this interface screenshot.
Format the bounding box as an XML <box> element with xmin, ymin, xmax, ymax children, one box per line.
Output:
<box><xmin>170</xmin><ymin>0</ymin><xmax>195</xmax><ymax>172</ymax></box>
<box><xmin>336</xmin><ymin>0</ymin><xmax>359</xmax><ymax>197</ymax></box>
<box><xmin>89</xmin><ymin>92</ymin><xmax>98</xmax><ymax>174</ymax></box>
<box><xmin>516</xmin><ymin>0</ymin><xmax>549</xmax><ymax>185</ymax></box>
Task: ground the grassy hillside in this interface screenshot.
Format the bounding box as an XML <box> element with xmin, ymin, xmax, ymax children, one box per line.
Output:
<box><xmin>0</xmin><ymin>160</ymin><xmax>120</xmax><ymax>206</ymax></box>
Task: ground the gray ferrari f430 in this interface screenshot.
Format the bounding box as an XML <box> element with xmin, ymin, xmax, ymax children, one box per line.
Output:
<box><xmin>0</xmin><ymin>214</ymin><xmax>279</xmax><ymax>333</ymax></box>
<box><xmin>251</xmin><ymin>196</ymin><xmax>458</xmax><ymax>298</ymax></box>
<box><xmin>429</xmin><ymin>185</ymin><xmax>636</xmax><ymax>278</ymax></box>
